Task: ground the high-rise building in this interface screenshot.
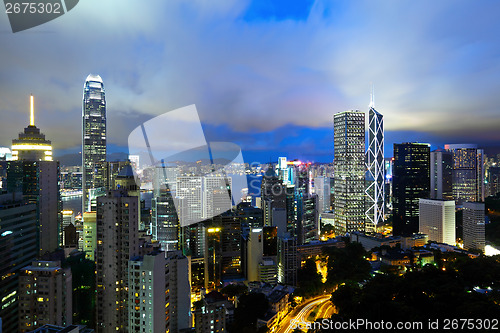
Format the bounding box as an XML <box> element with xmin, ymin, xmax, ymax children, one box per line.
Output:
<box><xmin>82</xmin><ymin>74</ymin><xmax>106</xmax><ymax>213</ymax></box>
<box><xmin>430</xmin><ymin>149</ymin><xmax>453</xmax><ymax>200</ymax></box>
<box><xmin>82</xmin><ymin>211</ymin><xmax>97</xmax><ymax>261</ymax></box>
<box><xmin>313</xmin><ymin>176</ymin><xmax>331</xmax><ymax>213</ymax></box>
<box><xmin>18</xmin><ymin>261</ymin><xmax>72</xmax><ymax>332</ymax></box>
<box><xmin>0</xmin><ymin>191</ymin><xmax>37</xmax><ymax>333</ymax></box>
<box><xmin>152</xmin><ymin>188</ymin><xmax>179</xmax><ymax>252</ymax></box>
<box><xmin>298</xmin><ymin>193</ymin><xmax>319</xmax><ymax>244</ymax></box>
<box><xmin>203</xmin><ymin>176</ymin><xmax>232</xmax><ymax>218</ymax></box>
<box><xmin>487</xmin><ymin>166</ymin><xmax>500</xmax><ymax>197</ymax></box>
<box><xmin>128</xmin><ymin>251</ymin><xmax>166</xmax><ymax>333</ymax></box>
<box><xmin>392</xmin><ymin>143</ymin><xmax>430</xmax><ymax>236</ymax></box>
<box><xmin>419</xmin><ymin>199</ymin><xmax>456</xmax><ymax>245</ymax></box>
<box><xmin>176</xmin><ymin>176</ymin><xmax>203</xmax><ymax>225</ymax></box>
<box><xmin>333</xmin><ymin>110</ymin><xmax>365</xmax><ymax>235</ymax></box>
<box><xmin>165</xmin><ymin>251</ymin><xmax>191</xmax><ymax>332</ymax></box>
<box><xmin>11</xmin><ymin>95</ymin><xmax>52</xmax><ymax>162</ymax></box>
<box><xmin>95</xmin><ymin>190</ymin><xmax>139</xmax><ymax>333</ymax></box>
<box><xmin>8</xmin><ymin>95</ymin><xmax>60</xmax><ymax>255</ymax></box>
<box><xmin>463</xmin><ymin>202</ymin><xmax>485</xmax><ymax>252</ymax></box>
<box><xmin>444</xmin><ymin>144</ymin><xmax>484</xmax><ymax>205</ymax></box>
<box><xmin>365</xmin><ymin>98</ymin><xmax>385</xmax><ymax>233</ymax></box>
<box><xmin>277</xmin><ymin>234</ymin><xmax>298</xmax><ymax>286</ymax></box>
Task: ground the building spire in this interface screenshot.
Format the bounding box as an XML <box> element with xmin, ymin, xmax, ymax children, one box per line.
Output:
<box><xmin>30</xmin><ymin>94</ymin><xmax>34</xmax><ymax>126</ymax></box>
<box><xmin>369</xmin><ymin>83</ymin><xmax>375</xmax><ymax>108</ymax></box>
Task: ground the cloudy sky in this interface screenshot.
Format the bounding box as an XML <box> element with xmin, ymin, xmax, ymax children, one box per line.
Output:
<box><xmin>1</xmin><ymin>0</ymin><xmax>500</xmax><ymax>163</ymax></box>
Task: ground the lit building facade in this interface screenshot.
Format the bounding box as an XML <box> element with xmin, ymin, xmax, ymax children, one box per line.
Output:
<box><xmin>277</xmin><ymin>234</ymin><xmax>298</xmax><ymax>286</ymax></box>
<box><xmin>430</xmin><ymin>149</ymin><xmax>453</xmax><ymax>201</ymax></box>
<box><xmin>82</xmin><ymin>211</ymin><xmax>97</xmax><ymax>261</ymax></box>
<box><xmin>128</xmin><ymin>251</ymin><xmax>167</xmax><ymax>333</ymax></box>
<box><xmin>19</xmin><ymin>261</ymin><xmax>73</xmax><ymax>332</ymax></box>
<box><xmin>11</xmin><ymin>95</ymin><xmax>52</xmax><ymax>162</ymax></box>
<box><xmin>418</xmin><ymin>199</ymin><xmax>456</xmax><ymax>245</ymax></box>
<box><xmin>463</xmin><ymin>202</ymin><xmax>485</xmax><ymax>252</ymax></box>
<box><xmin>0</xmin><ymin>191</ymin><xmax>37</xmax><ymax>333</ymax></box>
<box><xmin>82</xmin><ymin>74</ymin><xmax>106</xmax><ymax>213</ymax></box>
<box><xmin>95</xmin><ymin>190</ymin><xmax>139</xmax><ymax>333</ymax></box>
<box><xmin>444</xmin><ymin>144</ymin><xmax>484</xmax><ymax>205</ymax></box>
<box><xmin>333</xmin><ymin>110</ymin><xmax>365</xmax><ymax>235</ymax></box>
<box><xmin>365</xmin><ymin>105</ymin><xmax>384</xmax><ymax>232</ymax></box>
<box><xmin>18</xmin><ymin>261</ymin><xmax>72</xmax><ymax>332</ymax></box>
<box><xmin>8</xmin><ymin>96</ymin><xmax>60</xmax><ymax>255</ymax></box>
<box><xmin>392</xmin><ymin>143</ymin><xmax>430</xmax><ymax>236</ymax></box>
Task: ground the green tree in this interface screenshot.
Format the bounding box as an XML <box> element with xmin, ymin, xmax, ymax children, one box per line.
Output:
<box><xmin>325</xmin><ymin>242</ymin><xmax>371</xmax><ymax>285</ymax></box>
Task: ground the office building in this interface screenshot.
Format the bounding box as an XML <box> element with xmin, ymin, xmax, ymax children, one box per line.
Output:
<box><xmin>277</xmin><ymin>234</ymin><xmax>298</xmax><ymax>286</ymax></box>
<box><xmin>18</xmin><ymin>261</ymin><xmax>72</xmax><ymax>332</ymax></box>
<box><xmin>333</xmin><ymin>110</ymin><xmax>366</xmax><ymax>235</ymax></box>
<box><xmin>444</xmin><ymin>144</ymin><xmax>484</xmax><ymax>204</ymax></box>
<box><xmin>165</xmin><ymin>251</ymin><xmax>191</xmax><ymax>332</ymax></box>
<box><xmin>463</xmin><ymin>202</ymin><xmax>485</xmax><ymax>252</ymax></box>
<box><xmin>82</xmin><ymin>74</ymin><xmax>106</xmax><ymax>213</ymax></box>
<box><xmin>152</xmin><ymin>188</ymin><xmax>179</xmax><ymax>252</ymax></box>
<box><xmin>313</xmin><ymin>176</ymin><xmax>330</xmax><ymax>213</ymax></box>
<box><xmin>0</xmin><ymin>191</ymin><xmax>37</xmax><ymax>333</ymax></box>
<box><xmin>365</xmin><ymin>99</ymin><xmax>385</xmax><ymax>232</ymax></box>
<box><xmin>419</xmin><ymin>199</ymin><xmax>455</xmax><ymax>245</ymax></box>
<box><xmin>393</xmin><ymin>143</ymin><xmax>430</xmax><ymax>236</ymax></box>
<box><xmin>62</xmin><ymin>210</ymin><xmax>75</xmax><ymax>246</ymax></box>
<box><xmin>203</xmin><ymin>176</ymin><xmax>232</xmax><ymax>219</ymax></box>
<box><xmin>299</xmin><ymin>193</ymin><xmax>319</xmax><ymax>244</ymax></box>
<box><xmin>95</xmin><ymin>190</ymin><xmax>139</xmax><ymax>333</ymax></box>
<box><xmin>430</xmin><ymin>149</ymin><xmax>453</xmax><ymax>200</ymax></box>
<box><xmin>8</xmin><ymin>95</ymin><xmax>60</xmax><ymax>255</ymax></box>
<box><xmin>11</xmin><ymin>95</ymin><xmax>52</xmax><ymax>162</ymax></box>
<box><xmin>487</xmin><ymin>166</ymin><xmax>500</xmax><ymax>197</ymax></box>
<box><xmin>82</xmin><ymin>212</ymin><xmax>96</xmax><ymax>261</ymax></box>
<box><xmin>176</xmin><ymin>176</ymin><xmax>203</xmax><ymax>225</ymax></box>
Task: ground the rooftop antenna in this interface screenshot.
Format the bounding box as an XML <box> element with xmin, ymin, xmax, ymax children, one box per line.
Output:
<box><xmin>30</xmin><ymin>94</ymin><xmax>35</xmax><ymax>126</ymax></box>
<box><xmin>369</xmin><ymin>83</ymin><xmax>375</xmax><ymax>109</ymax></box>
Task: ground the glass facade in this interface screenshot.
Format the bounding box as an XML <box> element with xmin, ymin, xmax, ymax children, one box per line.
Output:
<box><xmin>365</xmin><ymin>107</ymin><xmax>385</xmax><ymax>232</ymax></box>
<box><xmin>392</xmin><ymin>143</ymin><xmax>430</xmax><ymax>236</ymax></box>
<box><xmin>82</xmin><ymin>74</ymin><xmax>106</xmax><ymax>213</ymax></box>
<box><xmin>333</xmin><ymin>110</ymin><xmax>366</xmax><ymax>235</ymax></box>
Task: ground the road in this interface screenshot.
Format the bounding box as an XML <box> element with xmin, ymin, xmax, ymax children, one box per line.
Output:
<box><xmin>276</xmin><ymin>295</ymin><xmax>334</xmax><ymax>333</ymax></box>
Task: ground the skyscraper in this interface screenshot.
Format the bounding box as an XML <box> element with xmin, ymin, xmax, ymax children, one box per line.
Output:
<box><xmin>8</xmin><ymin>95</ymin><xmax>60</xmax><ymax>255</ymax></box>
<box><xmin>95</xmin><ymin>189</ymin><xmax>139</xmax><ymax>333</ymax></box>
<box><xmin>0</xmin><ymin>191</ymin><xmax>37</xmax><ymax>333</ymax></box>
<box><xmin>463</xmin><ymin>202</ymin><xmax>485</xmax><ymax>252</ymax></box>
<box><xmin>333</xmin><ymin>110</ymin><xmax>365</xmax><ymax>235</ymax></box>
<box><xmin>419</xmin><ymin>199</ymin><xmax>456</xmax><ymax>245</ymax></box>
<box><xmin>392</xmin><ymin>143</ymin><xmax>430</xmax><ymax>236</ymax></box>
<box><xmin>82</xmin><ymin>74</ymin><xmax>106</xmax><ymax>213</ymax></box>
<box><xmin>430</xmin><ymin>149</ymin><xmax>453</xmax><ymax>200</ymax></box>
<box><xmin>444</xmin><ymin>144</ymin><xmax>485</xmax><ymax>205</ymax></box>
<box><xmin>365</xmin><ymin>95</ymin><xmax>385</xmax><ymax>232</ymax></box>
<box><xmin>11</xmin><ymin>95</ymin><xmax>52</xmax><ymax>161</ymax></box>
<box><xmin>18</xmin><ymin>260</ymin><xmax>72</xmax><ymax>332</ymax></box>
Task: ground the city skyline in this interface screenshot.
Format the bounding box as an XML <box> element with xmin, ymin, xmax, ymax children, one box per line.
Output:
<box><xmin>1</xmin><ymin>1</ymin><xmax>500</xmax><ymax>163</ymax></box>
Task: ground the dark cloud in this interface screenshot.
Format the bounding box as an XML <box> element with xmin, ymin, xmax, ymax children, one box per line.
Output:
<box><xmin>1</xmin><ymin>0</ymin><xmax>500</xmax><ymax>159</ymax></box>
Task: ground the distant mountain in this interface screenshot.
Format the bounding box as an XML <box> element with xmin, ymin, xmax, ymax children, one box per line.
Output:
<box><xmin>55</xmin><ymin>152</ymin><xmax>129</xmax><ymax>167</ymax></box>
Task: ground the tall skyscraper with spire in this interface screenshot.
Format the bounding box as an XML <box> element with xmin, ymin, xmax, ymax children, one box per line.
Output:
<box><xmin>8</xmin><ymin>95</ymin><xmax>60</xmax><ymax>255</ymax></box>
<box><xmin>11</xmin><ymin>95</ymin><xmax>52</xmax><ymax>161</ymax></box>
<box><xmin>82</xmin><ymin>74</ymin><xmax>106</xmax><ymax>213</ymax></box>
<box><xmin>365</xmin><ymin>89</ymin><xmax>385</xmax><ymax>232</ymax></box>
